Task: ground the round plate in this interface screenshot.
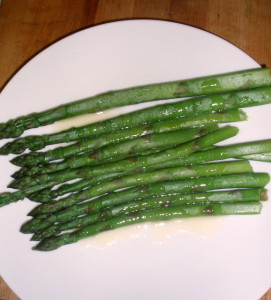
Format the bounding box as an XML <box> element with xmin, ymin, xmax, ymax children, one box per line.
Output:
<box><xmin>0</xmin><ymin>20</ymin><xmax>270</xmax><ymax>300</ymax></box>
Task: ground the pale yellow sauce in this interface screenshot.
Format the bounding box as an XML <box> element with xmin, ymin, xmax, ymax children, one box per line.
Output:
<box><xmin>52</xmin><ymin>101</ymin><xmax>157</xmax><ymax>132</ymax></box>
<box><xmin>52</xmin><ymin>108</ymin><xmax>123</xmax><ymax>132</ymax></box>
<box><xmin>79</xmin><ymin>216</ymin><xmax>225</xmax><ymax>249</ymax></box>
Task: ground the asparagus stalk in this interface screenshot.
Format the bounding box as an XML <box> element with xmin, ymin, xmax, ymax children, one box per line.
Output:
<box><xmin>14</xmin><ymin>109</ymin><xmax>245</xmax><ymax>177</ymax></box>
<box><xmin>22</xmin><ymin>173</ymin><xmax>270</xmax><ymax>237</ymax></box>
<box><xmin>149</xmin><ymin>139</ymin><xmax>271</xmax><ymax>170</ymax></box>
<box><xmin>9</xmin><ymin>125</ymin><xmax>238</xmax><ymax>190</ymax></box>
<box><xmin>0</xmin><ymin>182</ymin><xmax>55</xmax><ymax>207</ymax></box>
<box><xmin>12</xmin><ymin>123</ymin><xmax>221</xmax><ymax>178</ymax></box>
<box><xmin>26</xmin><ymin>188</ymin><xmax>267</xmax><ymax>238</ymax></box>
<box><xmin>0</xmin><ymin>68</ymin><xmax>270</xmax><ymax>140</ymax></box>
<box><xmin>0</xmin><ymin>172</ymin><xmax>125</xmax><ymax>207</ymax></box>
<box><xmin>11</xmin><ymin>109</ymin><xmax>232</xmax><ymax>168</ymax></box>
<box><xmin>28</xmin><ymin>179</ymin><xmax>106</xmax><ymax>203</ymax></box>
<box><xmin>11</xmin><ymin>125</ymin><xmax>218</xmax><ymax>167</ymax></box>
<box><xmin>27</xmin><ymin>160</ymin><xmax>253</xmax><ymax>215</ymax></box>
<box><xmin>34</xmin><ymin>201</ymin><xmax>263</xmax><ymax>251</ymax></box>
<box><xmin>25</xmin><ymin>172</ymin><xmax>270</xmax><ymax>220</ymax></box>
<box><xmin>2</xmin><ymin>83</ymin><xmax>271</xmax><ymax>155</ymax></box>
<box><xmin>238</xmin><ymin>153</ymin><xmax>271</xmax><ymax>162</ymax></box>
<box><xmin>28</xmin><ymin>137</ymin><xmax>271</xmax><ymax>203</ymax></box>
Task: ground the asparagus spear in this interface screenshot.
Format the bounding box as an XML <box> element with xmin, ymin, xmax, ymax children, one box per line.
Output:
<box><xmin>27</xmin><ymin>160</ymin><xmax>253</xmax><ymax>215</ymax></box>
<box><xmin>1</xmin><ymin>68</ymin><xmax>270</xmax><ymax>140</ymax></box>
<box><xmin>14</xmin><ymin>110</ymin><xmax>244</xmax><ymax>177</ymax></box>
<box><xmin>22</xmin><ymin>173</ymin><xmax>270</xmax><ymax>236</ymax></box>
<box><xmin>9</xmin><ymin>125</ymin><xmax>238</xmax><ymax>190</ymax></box>
<box><xmin>11</xmin><ymin>125</ymin><xmax>219</xmax><ymax>167</ymax></box>
<box><xmin>238</xmin><ymin>153</ymin><xmax>271</xmax><ymax>162</ymax></box>
<box><xmin>28</xmin><ymin>137</ymin><xmax>271</xmax><ymax>203</ymax></box>
<box><xmin>34</xmin><ymin>201</ymin><xmax>263</xmax><ymax>251</ymax></box>
<box><xmin>25</xmin><ymin>172</ymin><xmax>270</xmax><ymax>222</ymax></box>
<box><xmin>26</xmin><ymin>188</ymin><xmax>267</xmax><ymax>238</ymax></box>
<box><xmin>28</xmin><ymin>179</ymin><xmax>106</xmax><ymax>203</ymax></box>
<box><xmin>0</xmin><ymin>182</ymin><xmax>55</xmax><ymax>207</ymax></box>
<box><xmin>2</xmin><ymin>83</ymin><xmax>271</xmax><ymax>155</ymax></box>
<box><xmin>149</xmin><ymin>139</ymin><xmax>271</xmax><ymax>170</ymax></box>
<box><xmin>12</xmin><ymin>123</ymin><xmax>221</xmax><ymax>178</ymax></box>
<box><xmin>0</xmin><ymin>172</ymin><xmax>125</xmax><ymax>207</ymax></box>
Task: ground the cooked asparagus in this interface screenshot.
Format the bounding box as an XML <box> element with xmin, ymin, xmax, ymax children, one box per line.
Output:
<box><xmin>0</xmin><ymin>68</ymin><xmax>269</xmax><ymax>140</ymax></box>
<box><xmin>2</xmin><ymin>84</ymin><xmax>271</xmax><ymax>155</ymax></box>
<box><xmin>9</xmin><ymin>126</ymin><xmax>238</xmax><ymax>190</ymax></box>
<box><xmin>27</xmin><ymin>160</ymin><xmax>253</xmax><ymax>215</ymax></box>
<box><xmin>34</xmin><ymin>201</ymin><xmax>263</xmax><ymax>251</ymax></box>
<box><xmin>25</xmin><ymin>188</ymin><xmax>266</xmax><ymax>238</ymax></box>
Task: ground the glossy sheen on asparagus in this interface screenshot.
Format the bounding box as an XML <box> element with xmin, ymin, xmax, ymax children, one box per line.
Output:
<box><xmin>14</xmin><ymin>109</ymin><xmax>246</xmax><ymax>177</ymax></box>
<box><xmin>0</xmin><ymin>172</ymin><xmax>124</xmax><ymax>207</ymax></box>
<box><xmin>0</xmin><ymin>126</ymin><xmax>238</xmax><ymax>207</ymax></box>
<box><xmin>0</xmin><ymin>68</ymin><xmax>270</xmax><ymax>140</ymax></box>
<box><xmin>24</xmin><ymin>173</ymin><xmax>269</xmax><ymax>233</ymax></box>
<box><xmin>9</xmin><ymin>126</ymin><xmax>238</xmax><ymax>190</ymax></box>
<box><xmin>26</xmin><ymin>172</ymin><xmax>269</xmax><ymax>217</ymax></box>
<box><xmin>0</xmin><ymin>182</ymin><xmax>54</xmax><ymax>207</ymax></box>
<box><xmin>32</xmin><ymin>189</ymin><xmax>266</xmax><ymax>240</ymax></box>
<box><xmin>24</xmin><ymin>188</ymin><xmax>266</xmax><ymax>237</ymax></box>
<box><xmin>27</xmin><ymin>160</ymin><xmax>252</xmax><ymax>215</ymax></box>
<box><xmin>150</xmin><ymin>139</ymin><xmax>271</xmax><ymax>170</ymax></box>
<box><xmin>238</xmin><ymin>152</ymin><xmax>271</xmax><ymax>162</ymax></box>
<box><xmin>27</xmin><ymin>137</ymin><xmax>271</xmax><ymax>203</ymax></box>
<box><xmin>12</xmin><ymin>123</ymin><xmax>221</xmax><ymax>178</ymax></box>
<box><xmin>34</xmin><ymin>201</ymin><xmax>263</xmax><ymax>251</ymax></box>
<box><xmin>2</xmin><ymin>84</ymin><xmax>271</xmax><ymax>155</ymax></box>
<box><xmin>22</xmin><ymin>173</ymin><xmax>271</xmax><ymax>250</ymax></box>
<box><xmin>11</xmin><ymin>124</ymin><xmax>219</xmax><ymax>167</ymax></box>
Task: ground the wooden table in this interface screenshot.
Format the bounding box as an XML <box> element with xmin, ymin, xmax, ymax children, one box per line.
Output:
<box><xmin>0</xmin><ymin>1</ymin><xmax>270</xmax><ymax>299</ymax></box>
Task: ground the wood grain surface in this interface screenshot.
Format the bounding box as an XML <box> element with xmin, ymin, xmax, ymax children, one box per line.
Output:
<box><xmin>0</xmin><ymin>0</ymin><xmax>270</xmax><ymax>299</ymax></box>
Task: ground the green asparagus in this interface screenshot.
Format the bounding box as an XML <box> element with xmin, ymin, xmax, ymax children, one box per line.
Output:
<box><xmin>0</xmin><ymin>181</ymin><xmax>55</xmax><ymax>207</ymax></box>
<box><xmin>0</xmin><ymin>68</ymin><xmax>270</xmax><ymax>140</ymax></box>
<box><xmin>25</xmin><ymin>172</ymin><xmax>270</xmax><ymax>224</ymax></box>
<box><xmin>149</xmin><ymin>139</ymin><xmax>271</xmax><ymax>170</ymax></box>
<box><xmin>11</xmin><ymin>124</ymin><xmax>218</xmax><ymax>167</ymax></box>
<box><xmin>2</xmin><ymin>84</ymin><xmax>271</xmax><ymax>155</ymax></box>
<box><xmin>34</xmin><ymin>201</ymin><xmax>263</xmax><ymax>251</ymax></box>
<box><xmin>27</xmin><ymin>137</ymin><xmax>271</xmax><ymax>203</ymax></box>
<box><xmin>9</xmin><ymin>125</ymin><xmax>238</xmax><ymax>190</ymax></box>
<box><xmin>27</xmin><ymin>160</ymin><xmax>253</xmax><ymax>215</ymax></box>
<box><xmin>28</xmin><ymin>179</ymin><xmax>105</xmax><ymax>203</ymax></box>
<box><xmin>238</xmin><ymin>152</ymin><xmax>271</xmax><ymax>162</ymax></box>
<box><xmin>12</xmin><ymin>123</ymin><xmax>221</xmax><ymax>178</ymax></box>
<box><xmin>13</xmin><ymin>109</ymin><xmax>245</xmax><ymax>177</ymax></box>
<box><xmin>26</xmin><ymin>188</ymin><xmax>266</xmax><ymax>238</ymax></box>
<box><xmin>0</xmin><ymin>172</ymin><xmax>126</xmax><ymax>207</ymax></box>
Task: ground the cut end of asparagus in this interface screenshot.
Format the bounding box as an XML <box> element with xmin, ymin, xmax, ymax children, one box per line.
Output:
<box><xmin>238</xmin><ymin>109</ymin><xmax>248</xmax><ymax>121</ymax></box>
<box><xmin>260</xmin><ymin>189</ymin><xmax>269</xmax><ymax>201</ymax></box>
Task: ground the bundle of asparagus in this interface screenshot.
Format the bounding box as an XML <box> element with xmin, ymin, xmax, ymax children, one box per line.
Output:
<box><xmin>1</xmin><ymin>67</ymin><xmax>271</xmax><ymax>251</ymax></box>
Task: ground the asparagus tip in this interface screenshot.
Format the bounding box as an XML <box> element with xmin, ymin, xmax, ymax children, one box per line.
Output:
<box><xmin>33</xmin><ymin>237</ymin><xmax>63</xmax><ymax>251</ymax></box>
<box><xmin>30</xmin><ymin>235</ymin><xmax>40</xmax><ymax>241</ymax></box>
<box><xmin>27</xmin><ymin>209</ymin><xmax>39</xmax><ymax>217</ymax></box>
<box><xmin>7</xmin><ymin>179</ymin><xmax>20</xmax><ymax>189</ymax></box>
<box><xmin>27</xmin><ymin>202</ymin><xmax>54</xmax><ymax>216</ymax></box>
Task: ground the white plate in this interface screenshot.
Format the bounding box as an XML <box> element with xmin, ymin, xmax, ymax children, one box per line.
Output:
<box><xmin>0</xmin><ymin>20</ymin><xmax>270</xmax><ymax>300</ymax></box>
